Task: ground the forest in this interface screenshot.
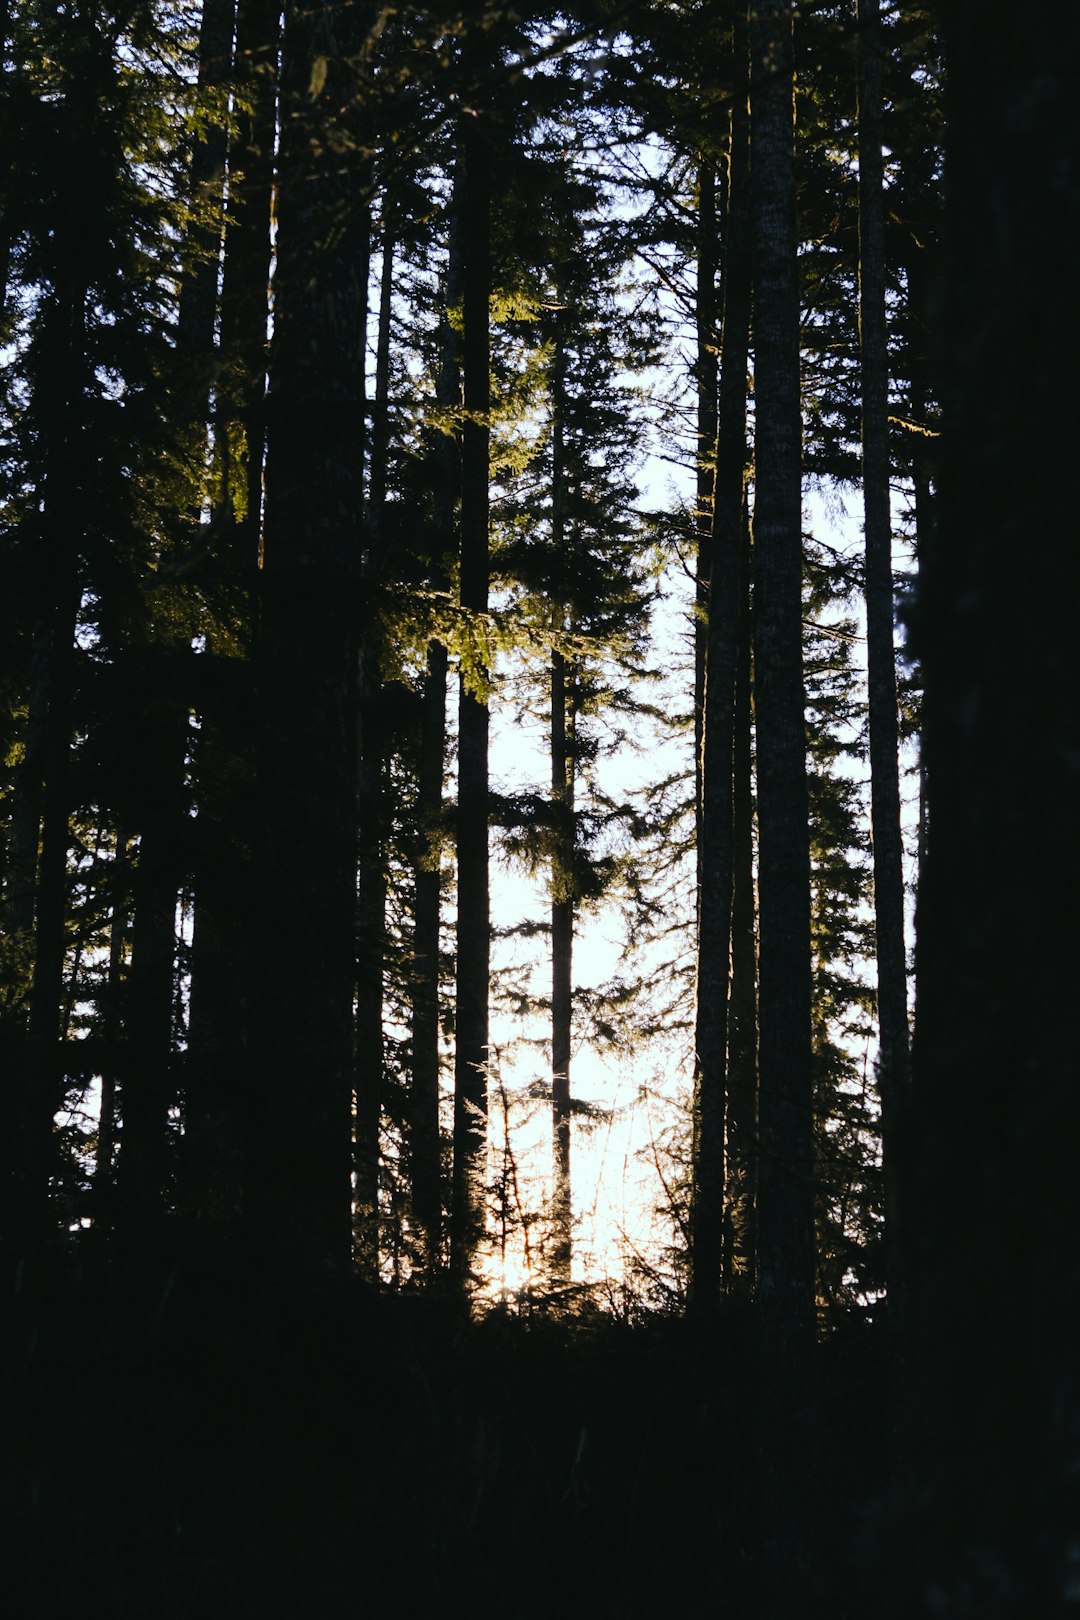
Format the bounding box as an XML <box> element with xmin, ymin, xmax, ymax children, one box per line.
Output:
<box><xmin>1</xmin><ymin>1</ymin><xmax>1078</xmax><ymax>1616</ymax></box>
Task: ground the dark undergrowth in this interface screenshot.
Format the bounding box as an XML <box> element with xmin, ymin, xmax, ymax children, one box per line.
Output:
<box><xmin>1</xmin><ymin>1246</ymin><xmax>892</xmax><ymax>1619</ymax></box>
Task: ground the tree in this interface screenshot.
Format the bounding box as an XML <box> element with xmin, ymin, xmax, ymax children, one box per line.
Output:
<box><xmin>691</xmin><ymin>4</ymin><xmax>751</xmax><ymax>1318</ymax></box>
<box><xmin>748</xmin><ymin>0</ymin><xmax>815</xmax><ymax>1607</ymax></box>
<box><xmin>0</xmin><ymin>0</ymin><xmax>192</xmax><ymax>1252</ymax></box>
<box><xmin>902</xmin><ymin>5</ymin><xmax>1080</xmax><ymax>1612</ymax></box>
<box><xmin>450</xmin><ymin>18</ymin><xmax>494</xmax><ymax>1289</ymax></box>
<box><xmin>855</xmin><ymin>0</ymin><xmax>908</xmax><ymax>1312</ymax></box>
<box><xmin>243</xmin><ymin>0</ymin><xmax>371</xmax><ymax>1275</ymax></box>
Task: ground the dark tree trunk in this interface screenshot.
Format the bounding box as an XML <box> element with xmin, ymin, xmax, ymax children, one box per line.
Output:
<box><xmin>856</xmin><ymin>0</ymin><xmax>909</xmax><ymax>1316</ymax></box>
<box><xmin>749</xmin><ymin>0</ymin><xmax>814</xmax><ymax>1336</ymax></box>
<box><xmin>748</xmin><ymin>0</ymin><xmax>814</xmax><ymax>1607</ymax></box>
<box><xmin>353</xmin><ymin>228</ymin><xmax>394</xmax><ymax>1279</ymax></box>
<box><xmin>691</xmin><ymin>12</ymin><xmax>751</xmax><ymax>1319</ymax></box>
<box><xmin>549</xmin><ymin>646</ymin><xmax>575</xmax><ymax>1287</ymax></box>
<box><xmin>368</xmin><ymin>224</ymin><xmax>395</xmax><ymax>524</ymax></box>
<box><xmin>183</xmin><ymin>0</ymin><xmax>280</xmax><ymax>1236</ymax></box>
<box><xmin>354</xmin><ymin>647</ymin><xmax>385</xmax><ymax>1279</ymax></box>
<box><xmin>548</xmin><ymin>318</ymin><xmax>574</xmax><ymax>1287</ymax></box>
<box><xmin>176</xmin><ymin>0</ymin><xmax>234</xmax><ymax>441</ymax></box>
<box><xmin>9</xmin><ymin>255</ymin><xmax>87</xmax><ymax>1248</ymax></box>
<box><xmin>694</xmin><ymin>159</ymin><xmax>719</xmax><ymax>882</ymax></box>
<box><xmin>116</xmin><ymin>0</ymin><xmax>239</xmax><ymax>1249</ymax></box>
<box><xmin>410</xmin><ymin>202</ymin><xmax>462</xmax><ymax>1277</ymax></box>
<box><xmin>411</xmin><ymin>638</ymin><xmax>448</xmax><ymax>1270</ymax></box>
<box><xmin>94</xmin><ymin>828</ymin><xmax>128</xmax><ymax>1211</ymax></box>
<box><xmin>725</xmin><ymin>504</ymin><xmax>757</xmax><ymax>1297</ymax></box>
<box><xmin>246</xmin><ymin>0</ymin><xmax>369</xmax><ymax>1275</ymax></box>
<box><xmin>450</xmin><ymin>68</ymin><xmax>492</xmax><ymax>1291</ymax></box>
<box><xmin>903</xmin><ymin>8</ymin><xmax>1080</xmax><ymax>1613</ymax></box>
<box><xmin>216</xmin><ymin>0</ymin><xmax>280</xmax><ymax>543</ymax></box>
<box><xmin>22</xmin><ymin>579</ymin><xmax>78</xmax><ymax>1239</ymax></box>
<box><xmin>113</xmin><ymin>653</ymin><xmax>188</xmax><ymax>1242</ymax></box>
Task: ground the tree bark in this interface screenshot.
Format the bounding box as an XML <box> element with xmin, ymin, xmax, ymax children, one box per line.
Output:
<box><xmin>550</xmin><ymin>645</ymin><xmax>575</xmax><ymax>1287</ymax></box>
<box><xmin>354</xmin><ymin>226</ymin><xmax>394</xmax><ymax>1279</ymax></box>
<box><xmin>216</xmin><ymin>0</ymin><xmax>280</xmax><ymax>546</ymax></box>
<box><xmin>94</xmin><ymin>827</ymin><xmax>128</xmax><ymax>1212</ymax></box>
<box><xmin>749</xmin><ymin>0</ymin><xmax>814</xmax><ymax>1607</ymax></box>
<box><xmin>410</xmin><ymin>204</ymin><xmax>462</xmax><ymax>1278</ymax></box>
<box><xmin>246</xmin><ymin>0</ymin><xmax>369</xmax><ymax>1275</ymax></box>
<box><xmin>10</xmin><ymin>250</ymin><xmax>87</xmax><ymax>1248</ymax></box>
<box><xmin>903</xmin><ymin>7</ymin><xmax>1080</xmax><ymax>1612</ymax></box>
<box><xmin>725</xmin><ymin>503</ymin><xmax>757</xmax><ymax>1297</ymax></box>
<box><xmin>450</xmin><ymin>53</ymin><xmax>492</xmax><ymax>1291</ymax></box>
<box><xmin>183</xmin><ymin>0</ymin><xmax>280</xmax><ymax>1237</ymax></box>
<box><xmin>113</xmin><ymin>649</ymin><xmax>187</xmax><ymax>1243</ymax></box>
<box><xmin>856</xmin><ymin>0</ymin><xmax>909</xmax><ymax>1318</ymax></box>
<box><xmin>694</xmin><ymin>160</ymin><xmax>719</xmax><ymax>887</ymax></box>
<box><xmin>749</xmin><ymin>0</ymin><xmax>814</xmax><ymax>1336</ymax></box>
<box><xmin>691</xmin><ymin>15</ymin><xmax>751</xmax><ymax>1319</ymax></box>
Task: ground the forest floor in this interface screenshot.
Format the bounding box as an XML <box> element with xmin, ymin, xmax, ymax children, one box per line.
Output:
<box><xmin>2</xmin><ymin>1248</ymin><xmax>892</xmax><ymax>1619</ymax></box>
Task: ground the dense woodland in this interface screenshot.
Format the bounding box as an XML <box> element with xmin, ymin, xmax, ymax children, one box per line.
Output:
<box><xmin>1</xmin><ymin>2</ymin><xmax>1078</xmax><ymax>1616</ymax></box>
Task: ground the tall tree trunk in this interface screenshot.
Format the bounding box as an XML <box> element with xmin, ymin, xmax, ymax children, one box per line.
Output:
<box><xmin>450</xmin><ymin>56</ymin><xmax>492</xmax><ymax>1291</ymax></box>
<box><xmin>856</xmin><ymin>0</ymin><xmax>909</xmax><ymax>1319</ymax></box>
<box><xmin>694</xmin><ymin>160</ymin><xmax>719</xmax><ymax>885</ymax></box>
<box><xmin>691</xmin><ymin>13</ymin><xmax>751</xmax><ymax>1319</ymax></box>
<box><xmin>354</xmin><ymin>647</ymin><xmax>385</xmax><ymax>1279</ymax></box>
<box><xmin>548</xmin><ymin>318</ymin><xmax>574</xmax><ymax>1288</ymax></box>
<box><xmin>246</xmin><ymin>0</ymin><xmax>368</xmax><ymax>1275</ymax></box>
<box><xmin>411</xmin><ymin>208</ymin><xmax>462</xmax><ymax>1277</ymax></box>
<box><xmin>749</xmin><ymin>0</ymin><xmax>814</xmax><ymax>1607</ymax></box>
<box><xmin>183</xmin><ymin>0</ymin><xmax>280</xmax><ymax>1237</ymax></box>
<box><xmin>216</xmin><ymin>0</ymin><xmax>280</xmax><ymax>544</ymax></box>
<box><xmin>115</xmin><ymin>0</ymin><xmax>235</xmax><ymax>1248</ymax></box>
<box><xmin>903</xmin><ymin>8</ymin><xmax>1080</xmax><ymax>1614</ymax></box>
<box><xmin>9</xmin><ymin>248</ymin><xmax>88</xmax><ymax>1248</ymax></box>
<box><xmin>749</xmin><ymin>0</ymin><xmax>814</xmax><ymax>1333</ymax></box>
<box><xmin>95</xmin><ymin>827</ymin><xmax>128</xmax><ymax>1214</ymax></box>
<box><xmin>549</xmin><ymin>655</ymin><xmax>575</xmax><ymax>1287</ymax></box>
<box><xmin>354</xmin><ymin>225</ymin><xmax>395</xmax><ymax>1280</ymax></box>
<box><xmin>411</xmin><ymin>636</ymin><xmax>449</xmax><ymax>1271</ymax></box>
<box><xmin>725</xmin><ymin>504</ymin><xmax>757</xmax><ymax>1297</ymax></box>
<box><xmin>176</xmin><ymin>0</ymin><xmax>234</xmax><ymax>446</ymax></box>
<box><xmin>113</xmin><ymin>651</ymin><xmax>188</xmax><ymax>1243</ymax></box>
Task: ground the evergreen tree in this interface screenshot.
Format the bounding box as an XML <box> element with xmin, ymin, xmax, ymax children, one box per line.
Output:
<box><xmin>903</xmin><ymin>5</ymin><xmax>1080</xmax><ymax>1612</ymax></box>
<box><xmin>856</xmin><ymin>0</ymin><xmax>908</xmax><ymax>1314</ymax></box>
<box><xmin>244</xmin><ymin>0</ymin><xmax>371</xmax><ymax>1274</ymax></box>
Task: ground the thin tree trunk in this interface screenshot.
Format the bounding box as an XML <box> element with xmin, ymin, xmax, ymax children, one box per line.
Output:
<box><xmin>694</xmin><ymin>160</ymin><xmax>719</xmax><ymax>885</ymax></box>
<box><xmin>95</xmin><ymin>827</ymin><xmax>128</xmax><ymax>1213</ymax></box>
<box><xmin>354</xmin><ymin>226</ymin><xmax>395</xmax><ymax>1279</ymax></box>
<box><xmin>550</xmin><ymin>647</ymin><xmax>575</xmax><ymax>1287</ymax></box>
<box><xmin>412</xmin><ymin>203</ymin><xmax>463</xmax><ymax>1276</ymax></box>
<box><xmin>725</xmin><ymin>503</ymin><xmax>757</xmax><ymax>1297</ymax></box>
<box><xmin>217</xmin><ymin>0</ymin><xmax>280</xmax><ymax>545</ymax></box>
<box><xmin>450</xmin><ymin>55</ymin><xmax>492</xmax><ymax>1291</ymax></box>
<box><xmin>14</xmin><ymin>254</ymin><xmax>87</xmax><ymax>1246</ymax></box>
<box><xmin>368</xmin><ymin>224</ymin><xmax>395</xmax><ymax>524</ymax></box>
<box><xmin>177</xmin><ymin>0</ymin><xmax>234</xmax><ymax>445</ymax></box>
<box><xmin>856</xmin><ymin>0</ymin><xmax>909</xmax><ymax>1319</ymax></box>
<box><xmin>411</xmin><ymin>635</ymin><xmax>449</xmax><ymax>1271</ymax></box>
<box><xmin>354</xmin><ymin>647</ymin><xmax>385</xmax><ymax>1279</ymax></box>
<box><xmin>548</xmin><ymin>316</ymin><xmax>574</xmax><ymax>1287</ymax></box>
